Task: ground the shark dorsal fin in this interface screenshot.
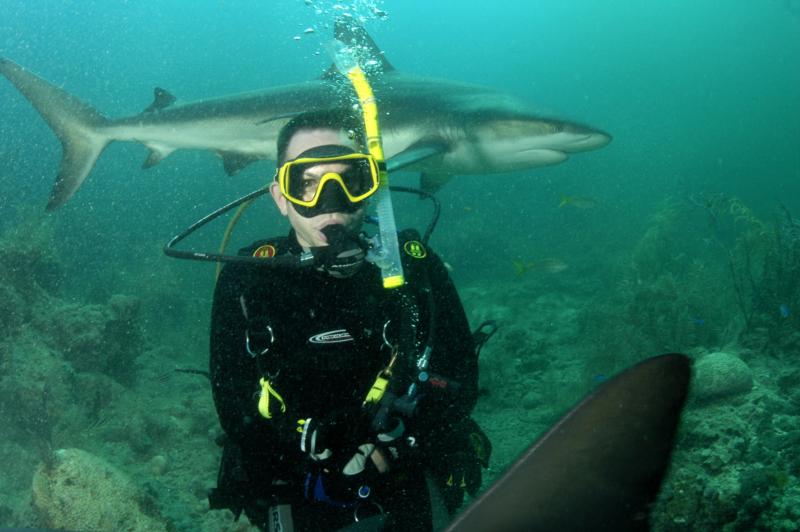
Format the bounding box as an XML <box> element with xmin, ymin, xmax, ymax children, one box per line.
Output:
<box><xmin>143</xmin><ymin>87</ymin><xmax>177</xmax><ymax>114</ymax></box>
<box><xmin>324</xmin><ymin>18</ymin><xmax>395</xmax><ymax>76</ymax></box>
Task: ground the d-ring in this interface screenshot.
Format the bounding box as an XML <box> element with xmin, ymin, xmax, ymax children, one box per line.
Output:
<box><xmin>245</xmin><ymin>325</ymin><xmax>274</xmax><ymax>357</ymax></box>
<box><xmin>353</xmin><ymin>501</ymin><xmax>384</xmax><ymax>523</ymax></box>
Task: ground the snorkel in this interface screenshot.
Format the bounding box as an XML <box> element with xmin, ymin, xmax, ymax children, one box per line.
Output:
<box><xmin>329</xmin><ymin>39</ymin><xmax>404</xmax><ymax>289</ymax></box>
<box><xmin>164</xmin><ymin>39</ymin><xmax>441</xmax><ymax>282</ymax></box>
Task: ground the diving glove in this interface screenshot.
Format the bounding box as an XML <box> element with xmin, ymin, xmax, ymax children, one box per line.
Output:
<box><xmin>311</xmin><ymin>225</ymin><xmax>367</xmax><ymax>278</ymax></box>
<box><xmin>432</xmin><ymin>417</ymin><xmax>492</xmax><ymax>514</ymax></box>
<box><xmin>437</xmin><ymin>450</ymin><xmax>483</xmax><ymax>514</ymax></box>
<box><xmin>298</xmin><ymin>417</ymin><xmax>333</xmax><ymax>461</ymax></box>
<box><xmin>305</xmin><ymin>443</ymin><xmax>383</xmax><ymax>506</ymax></box>
<box><xmin>297</xmin><ymin>409</ymin><xmax>372</xmax><ymax>462</ymax></box>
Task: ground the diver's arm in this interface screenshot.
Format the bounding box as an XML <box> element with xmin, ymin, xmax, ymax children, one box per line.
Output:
<box><xmin>428</xmin><ymin>250</ymin><xmax>479</xmax><ymax>415</ymax></box>
<box><xmin>412</xmin><ymin>250</ymin><xmax>488</xmax><ymax>512</ymax></box>
<box><xmin>410</xmin><ymin>249</ymin><xmax>478</xmax><ymax>448</ymax></box>
<box><xmin>209</xmin><ymin>264</ymin><xmax>292</xmax><ymax>454</ymax></box>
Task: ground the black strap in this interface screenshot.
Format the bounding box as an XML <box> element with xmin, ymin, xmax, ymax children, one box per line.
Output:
<box><xmin>472</xmin><ymin>320</ymin><xmax>498</xmax><ymax>358</ymax></box>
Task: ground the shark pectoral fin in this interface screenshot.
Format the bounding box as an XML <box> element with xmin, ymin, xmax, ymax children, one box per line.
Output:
<box><xmin>141</xmin><ymin>144</ymin><xmax>175</xmax><ymax>169</ymax></box>
<box><xmin>142</xmin><ymin>87</ymin><xmax>177</xmax><ymax>114</ymax></box>
<box><xmin>447</xmin><ymin>353</ymin><xmax>690</xmax><ymax>532</ymax></box>
<box><xmin>386</xmin><ymin>140</ymin><xmax>449</xmax><ymax>173</ymax></box>
<box><xmin>0</xmin><ymin>57</ymin><xmax>112</xmax><ymax>210</ymax></box>
<box><xmin>386</xmin><ymin>139</ymin><xmax>451</xmax><ymax>194</ymax></box>
<box><xmin>219</xmin><ymin>152</ymin><xmax>259</xmax><ymax>176</ymax></box>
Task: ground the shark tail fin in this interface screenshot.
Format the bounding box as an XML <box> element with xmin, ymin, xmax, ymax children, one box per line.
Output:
<box><xmin>0</xmin><ymin>58</ymin><xmax>111</xmax><ymax>210</ymax></box>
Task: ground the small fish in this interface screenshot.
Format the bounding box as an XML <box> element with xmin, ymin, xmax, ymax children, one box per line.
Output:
<box><xmin>559</xmin><ymin>195</ymin><xmax>598</xmax><ymax>209</ymax></box>
<box><xmin>690</xmin><ymin>317</ymin><xmax>705</xmax><ymax>326</ymax></box>
<box><xmin>303</xmin><ymin>27</ymin><xmax>315</xmax><ymax>35</ymax></box>
<box><xmin>593</xmin><ymin>373</ymin><xmax>608</xmax><ymax>383</ymax></box>
<box><xmin>512</xmin><ymin>258</ymin><xmax>569</xmax><ymax>276</ymax></box>
<box><xmin>779</xmin><ymin>304</ymin><xmax>791</xmax><ymax>318</ymax></box>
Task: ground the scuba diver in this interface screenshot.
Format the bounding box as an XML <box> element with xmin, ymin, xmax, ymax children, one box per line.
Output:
<box><xmin>206</xmin><ymin>108</ymin><xmax>491</xmax><ymax>531</ymax></box>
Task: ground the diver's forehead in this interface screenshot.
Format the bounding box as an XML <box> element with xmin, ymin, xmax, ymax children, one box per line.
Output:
<box><xmin>302</xmin><ymin>161</ymin><xmax>352</xmax><ymax>179</ymax></box>
<box><xmin>286</xmin><ymin>128</ymin><xmax>356</xmax><ymax>160</ymax></box>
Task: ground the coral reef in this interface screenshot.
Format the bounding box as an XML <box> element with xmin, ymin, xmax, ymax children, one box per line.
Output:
<box><xmin>0</xmin><ymin>222</ymin><xmax>221</xmax><ymax>530</ymax></box>
<box><xmin>32</xmin><ymin>448</ymin><xmax>170</xmax><ymax>531</ymax></box>
<box><xmin>0</xmin><ymin>215</ymin><xmax>60</xmax><ymax>338</ymax></box>
<box><xmin>653</xmin><ymin>348</ymin><xmax>800</xmax><ymax>530</ymax></box>
<box><xmin>2</xmin><ymin>194</ymin><xmax>798</xmax><ymax>531</ymax></box>
<box><xmin>620</xmin><ymin>201</ymin><xmax>733</xmax><ymax>353</ymax></box>
<box><xmin>34</xmin><ymin>294</ymin><xmax>145</xmax><ymax>386</ymax></box>
<box><xmin>694</xmin><ymin>195</ymin><xmax>800</xmax><ymax>355</ymax></box>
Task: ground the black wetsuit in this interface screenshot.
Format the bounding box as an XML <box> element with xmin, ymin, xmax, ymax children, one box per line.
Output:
<box><xmin>209</xmin><ymin>230</ymin><xmax>477</xmax><ymax>531</ymax></box>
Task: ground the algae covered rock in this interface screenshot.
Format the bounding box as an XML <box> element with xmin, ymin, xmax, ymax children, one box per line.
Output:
<box><xmin>37</xmin><ymin>295</ymin><xmax>145</xmax><ymax>385</ymax></box>
<box><xmin>32</xmin><ymin>448</ymin><xmax>168</xmax><ymax>531</ymax></box>
<box><xmin>693</xmin><ymin>351</ymin><xmax>753</xmax><ymax>403</ymax></box>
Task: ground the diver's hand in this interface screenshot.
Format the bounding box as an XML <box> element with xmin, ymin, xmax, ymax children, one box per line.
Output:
<box><xmin>305</xmin><ymin>443</ymin><xmax>384</xmax><ymax>505</ymax></box>
<box><xmin>310</xmin><ymin>225</ymin><xmax>366</xmax><ymax>278</ymax></box>
<box><xmin>434</xmin><ymin>450</ymin><xmax>483</xmax><ymax>513</ymax></box>
<box><xmin>430</xmin><ymin>418</ymin><xmax>491</xmax><ymax>514</ymax></box>
<box><xmin>297</xmin><ymin>417</ymin><xmax>334</xmax><ymax>460</ymax></box>
<box><xmin>297</xmin><ymin>409</ymin><xmax>372</xmax><ymax>462</ymax></box>
<box><xmin>373</xmin><ymin>417</ymin><xmax>416</xmax><ymax>469</ymax></box>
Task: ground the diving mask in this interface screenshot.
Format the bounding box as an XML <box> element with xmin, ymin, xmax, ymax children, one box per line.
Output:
<box><xmin>277</xmin><ymin>145</ymin><xmax>380</xmax><ymax>217</ymax></box>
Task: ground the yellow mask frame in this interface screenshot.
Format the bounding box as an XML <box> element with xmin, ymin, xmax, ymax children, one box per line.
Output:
<box><xmin>277</xmin><ymin>152</ymin><xmax>380</xmax><ymax>208</ymax></box>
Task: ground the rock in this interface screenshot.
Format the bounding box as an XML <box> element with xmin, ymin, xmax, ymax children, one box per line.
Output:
<box><xmin>148</xmin><ymin>454</ymin><xmax>169</xmax><ymax>476</ymax></box>
<box><xmin>693</xmin><ymin>351</ymin><xmax>753</xmax><ymax>403</ymax></box>
<box><xmin>522</xmin><ymin>389</ymin><xmax>542</xmax><ymax>410</ymax></box>
<box><xmin>109</xmin><ymin>293</ymin><xmax>142</xmax><ymax>322</ymax></box>
<box><xmin>32</xmin><ymin>448</ymin><xmax>168</xmax><ymax>531</ymax></box>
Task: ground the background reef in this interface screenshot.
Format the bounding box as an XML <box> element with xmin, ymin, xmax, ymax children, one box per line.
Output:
<box><xmin>2</xmin><ymin>194</ymin><xmax>799</xmax><ymax>530</ymax></box>
<box><xmin>1</xmin><ymin>1</ymin><xmax>799</xmax><ymax>531</ymax></box>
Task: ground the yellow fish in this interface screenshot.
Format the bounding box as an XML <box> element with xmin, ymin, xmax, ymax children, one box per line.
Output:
<box><xmin>559</xmin><ymin>195</ymin><xmax>598</xmax><ymax>209</ymax></box>
<box><xmin>512</xmin><ymin>258</ymin><xmax>569</xmax><ymax>276</ymax></box>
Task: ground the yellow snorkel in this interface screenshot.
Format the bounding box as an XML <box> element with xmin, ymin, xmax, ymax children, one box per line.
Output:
<box><xmin>330</xmin><ymin>40</ymin><xmax>404</xmax><ymax>289</ymax></box>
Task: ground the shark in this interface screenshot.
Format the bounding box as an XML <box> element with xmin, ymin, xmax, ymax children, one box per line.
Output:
<box><xmin>446</xmin><ymin>353</ymin><xmax>690</xmax><ymax>531</ymax></box>
<box><xmin>0</xmin><ymin>20</ymin><xmax>611</xmax><ymax>211</ymax></box>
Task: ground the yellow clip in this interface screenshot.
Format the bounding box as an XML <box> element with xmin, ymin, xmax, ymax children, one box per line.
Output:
<box><xmin>382</xmin><ymin>275</ymin><xmax>404</xmax><ymax>289</ymax></box>
<box><xmin>363</xmin><ymin>373</ymin><xmax>389</xmax><ymax>406</ymax></box>
<box><xmin>258</xmin><ymin>378</ymin><xmax>286</xmax><ymax>419</ymax></box>
<box><xmin>362</xmin><ymin>347</ymin><xmax>398</xmax><ymax>406</ymax></box>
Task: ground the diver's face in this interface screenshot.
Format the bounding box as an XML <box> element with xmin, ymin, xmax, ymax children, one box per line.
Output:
<box><xmin>269</xmin><ymin>128</ymin><xmax>365</xmax><ymax>249</ymax></box>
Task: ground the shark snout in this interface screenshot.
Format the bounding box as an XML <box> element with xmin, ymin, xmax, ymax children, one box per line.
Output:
<box><xmin>559</xmin><ymin>125</ymin><xmax>612</xmax><ymax>152</ymax></box>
